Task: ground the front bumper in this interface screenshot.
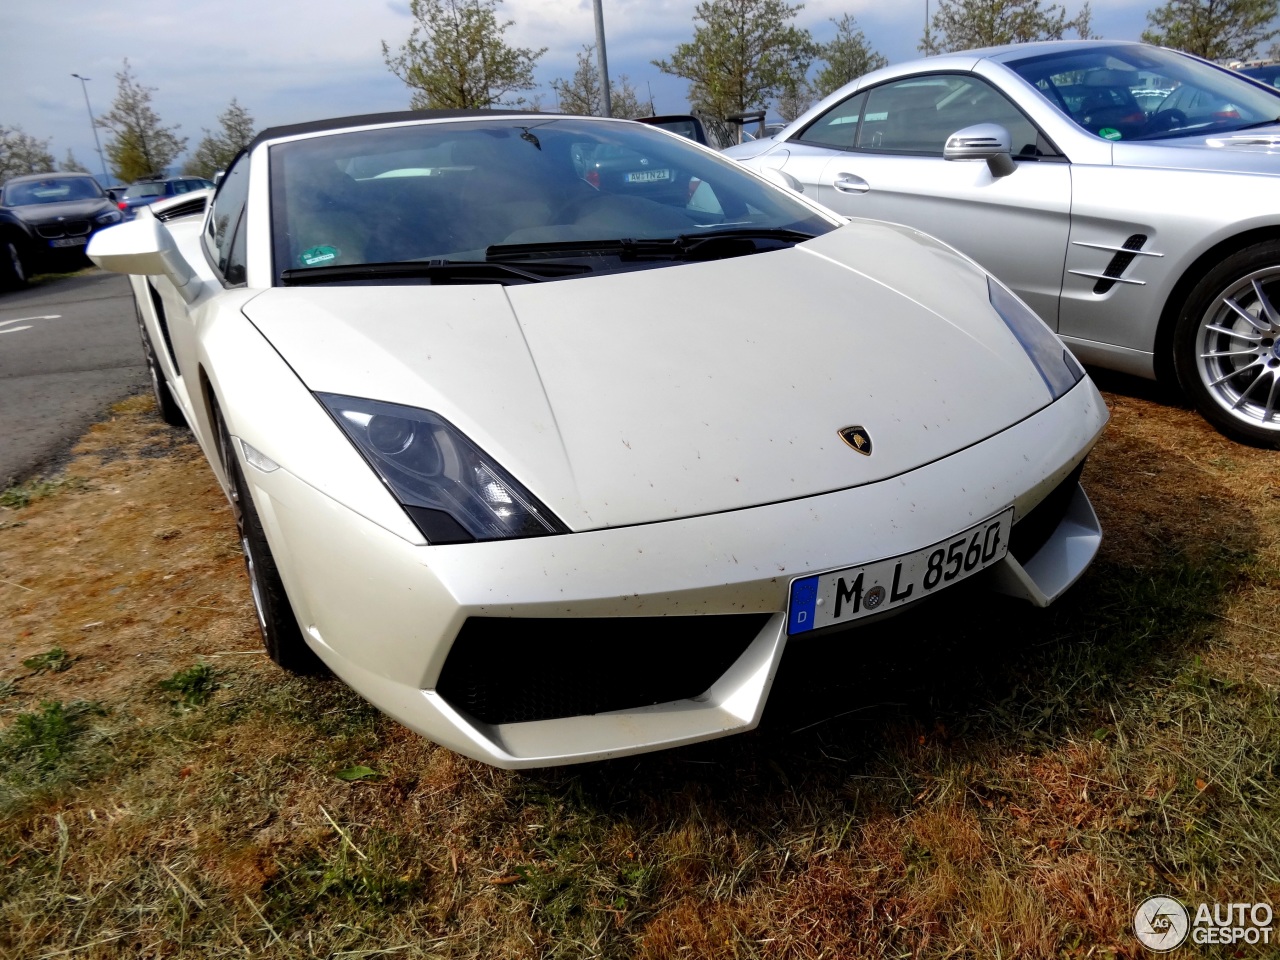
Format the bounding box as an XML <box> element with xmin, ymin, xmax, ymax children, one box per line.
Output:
<box><xmin>237</xmin><ymin>380</ymin><xmax>1107</xmax><ymax>768</ymax></box>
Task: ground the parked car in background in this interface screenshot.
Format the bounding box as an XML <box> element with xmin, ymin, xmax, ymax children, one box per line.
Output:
<box><xmin>0</xmin><ymin>172</ymin><xmax>122</xmax><ymax>285</ymax></box>
<box><xmin>726</xmin><ymin>40</ymin><xmax>1280</xmax><ymax>447</ymax></box>
<box><xmin>117</xmin><ymin>175</ymin><xmax>215</xmax><ymax>219</ymax></box>
<box><xmin>0</xmin><ymin>205</ymin><xmax>35</xmax><ymax>289</ymax></box>
<box><xmin>634</xmin><ymin>114</ymin><xmax>712</xmax><ymax>146</ymax></box>
<box><xmin>1238</xmin><ymin>63</ymin><xmax>1280</xmax><ymax>88</ymax></box>
<box><xmin>88</xmin><ymin>109</ymin><xmax>1105</xmax><ymax>767</ymax></box>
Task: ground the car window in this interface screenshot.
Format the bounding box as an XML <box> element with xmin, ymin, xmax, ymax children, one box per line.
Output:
<box><xmin>855</xmin><ymin>75</ymin><xmax>1045</xmax><ymax>157</ymax></box>
<box><xmin>1008</xmin><ymin>44</ymin><xmax>1280</xmax><ymax>141</ymax></box>
<box><xmin>268</xmin><ymin>118</ymin><xmax>835</xmax><ymax>284</ymax></box>
<box><xmin>3</xmin><ymin>177</ymin><xmax>104</xmax><ymax>205</ymax></box>
<box><xmin>205</xmin><ymin>153</ymin><xmax>250</xmax><ymax>282</ymax></box>
<box><xmin>125</xmin><ymin>182</ymin><xmax>168</xmax><ymax>199</ymax></box>
<box><xmin>794</xmin><ymin>93</ymin><xmax>866</xmax><ymax>150</ymax></box>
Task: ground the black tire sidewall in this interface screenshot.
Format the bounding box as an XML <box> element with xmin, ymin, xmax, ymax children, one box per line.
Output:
<box><xmin>214</xmin><ymin>406</ymin><xmax>326</xmax><ymax>675</ymax></box>
<box><xmin>0</xmin><ymin>238</ymin><xmax>29</xmax><ymax>290</ymax></box>
<box><xmin>133</xmin><ymin>297</ymin><xmax>187</xmax><ymax>428</ymax></box>
<box><xmin>1172</xmin><ymin>241</ymin><xmax>1280</xmax><ymax>448</ymax></box>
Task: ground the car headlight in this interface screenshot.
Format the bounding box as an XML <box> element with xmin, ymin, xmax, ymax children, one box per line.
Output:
<box><xmin>316</xmin><ymin>393</ymin><xmax>568</xmax><ymax>544</ymax></box>
<box><xmin>988</xmin><ymin>276</ymin><xmax>1084</xmax><ymax>400</ymax></box>
<box><xmin>95</xmin><ymin>209</ymin><xmax>123</xmax><ymax>225</ymax></box>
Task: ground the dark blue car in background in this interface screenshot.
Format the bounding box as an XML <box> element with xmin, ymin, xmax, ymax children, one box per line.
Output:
<box><xmin>117</xmin><ymin>176</ymin><xmax>214</xmax><ymax>219</ymax></box>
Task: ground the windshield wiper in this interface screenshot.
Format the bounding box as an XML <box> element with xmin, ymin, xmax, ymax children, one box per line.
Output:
<box><xmin>486</xmin><ymin>228</ymin><xmax>817</xmax><ymax>264</ymax></box>
<box><xmin>1226</xmin><ymin>117</ymin><xmax>1280</xmax><ymax>131</ymax></box>
<box><xmin>279</xmin><ymin>259</ymin><xmax>589</xmax><ymax>286</ymax></box>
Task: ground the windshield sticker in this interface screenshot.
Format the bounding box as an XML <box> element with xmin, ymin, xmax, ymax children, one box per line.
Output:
<box><xmin>1098</xmin><ymin>127</ymin><xmax>1123</xmax><ymax>141</ymax></box>
<box><xmin>300</xmin><ymin>245</ymin><xmax>339</xmax><ymax>266</ymax></box>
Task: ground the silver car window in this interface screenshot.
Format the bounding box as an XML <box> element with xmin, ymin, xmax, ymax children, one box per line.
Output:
<box><xmin>855</xmin><ymin>75</ymin><xmax>1044</xmax><ymax>157</ymax></box>
<box><xmin>794</xmin><ymin>93</ymin><xmax>866</xmax><ymax>150</ymax></box>
<box><xmin>1009</xmin><ymin>44</ymin><xmax>1280</xmax><ymax>141</ymax></box>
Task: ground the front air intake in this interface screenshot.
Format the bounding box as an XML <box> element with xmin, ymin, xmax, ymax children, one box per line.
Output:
<box><xmin>436</xmin><ymin>614</ymin><xmax>769</xmax><ymax>725</ymax></box>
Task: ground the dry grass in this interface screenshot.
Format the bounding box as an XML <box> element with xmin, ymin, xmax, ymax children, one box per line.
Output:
<box><xmin>1</xmin><ymin>384</ymin><xmax>1277</xmax><ymax>959</ymax></box>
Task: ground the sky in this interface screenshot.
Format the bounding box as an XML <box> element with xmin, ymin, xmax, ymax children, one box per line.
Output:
<box><xmin>2</xmin><ymin>0</ymin><xmax>1158</xmax><ymax>184</ymax></box>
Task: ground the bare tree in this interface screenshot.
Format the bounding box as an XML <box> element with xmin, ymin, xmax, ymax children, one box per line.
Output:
<box><xmin>0</xmin><ymin>127</ymin><xmax>56</xmax><ymax>180</ymax></box>
<box><xmin>60</xmin><ymin>150</ymin><xmax>90</xmax><ymax>173</ymax></box>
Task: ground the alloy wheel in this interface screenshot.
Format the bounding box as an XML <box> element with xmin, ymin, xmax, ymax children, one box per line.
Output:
<box><xmin>1196</xmin><ymin>267</ymin><xmax>1280</xmax><ymax>434</ymax></box>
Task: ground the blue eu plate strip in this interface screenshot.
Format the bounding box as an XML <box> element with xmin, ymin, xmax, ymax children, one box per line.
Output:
<box><xmin>788</xmin><ymin>576</ymin><xmax>818</xmax><ymax>634</ymax></box>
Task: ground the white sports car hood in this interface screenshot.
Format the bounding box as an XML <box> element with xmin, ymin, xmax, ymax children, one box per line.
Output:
<box><xmin>244</xmin><ymin>221</ymin><xmax>1053</xmax><ymax>531</ymax></box>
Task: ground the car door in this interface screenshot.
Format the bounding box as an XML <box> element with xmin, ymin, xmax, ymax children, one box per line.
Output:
<box><xmin>779</xmin><ymin>74</ymin><xmax>1072</xmax><ymax>327</ymax></box>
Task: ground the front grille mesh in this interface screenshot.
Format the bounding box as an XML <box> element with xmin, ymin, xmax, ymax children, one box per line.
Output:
<box><xmin>436</xmin><ymin>614</ymin><xmax>769</xmax><ymax>726</ymax></box>
<box><xmin>1093</xmin><ymin>234</ymin><xmax>1147</xmax><ymax>294</ymax></box>
<box><xmin>1008</xmin><ymin>461</ymin><xmax>1085</xmax><ymax>563</ymax></box>
<box><xmin>36</xmin><ymin>220</ymin><xmax>90</xmax><ymax>239</ymax></box>
<box><xmin>155</xmin><ymin>196</ymin><xmax>209</xmax><ymax>221</ymax></box>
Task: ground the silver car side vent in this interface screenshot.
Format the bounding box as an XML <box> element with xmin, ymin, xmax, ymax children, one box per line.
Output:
<box><xmin>154</xmin><ymin>196</ymin><xmax>209</xmax><ymax>222</ymax></box>
<box><xmin>1069</xmin><ymin>234</ymin><xmax>1159</xmax><ymax>294</ymax></box>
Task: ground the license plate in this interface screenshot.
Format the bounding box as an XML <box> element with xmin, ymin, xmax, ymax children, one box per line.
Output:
<box><xmin>625</xmin><ymin>169</ymin><xmax>672</xmax><ymax>183</ymax></box>
<box><xmin>787</xmin><ymin>507</ymin><xmax>1015</xmax><ymax>634</ymax></box>
<box><xmin>49</xmin><ymin>237</ymin><xmax>87</xmax><ymax>248</ymax></box>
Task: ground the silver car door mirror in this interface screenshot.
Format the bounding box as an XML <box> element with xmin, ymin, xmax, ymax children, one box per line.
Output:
<box><xmin>943</xmin><ymin>123</ymin><xmax>1016</xmax><ymax>178</ymax></box>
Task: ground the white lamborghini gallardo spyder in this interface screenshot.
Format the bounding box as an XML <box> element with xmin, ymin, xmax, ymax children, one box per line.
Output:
<box><xmin>88</xmin><ymin>110</ymin><xmax>1108</xmax><ymax>767</ymax></box>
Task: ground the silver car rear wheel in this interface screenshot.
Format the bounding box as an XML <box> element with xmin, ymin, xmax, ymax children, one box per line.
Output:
<box><xmin>1175</xmin><ymin>246</ymin><xmax>1280</xmax><ymax>447</ymax></box>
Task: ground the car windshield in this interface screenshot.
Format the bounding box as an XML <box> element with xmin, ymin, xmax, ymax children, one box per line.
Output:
<box><xmin>1006</xmin><ymin>44</ymin><xmax>1280</xmax><ymax>141</ymax></box>
<box><xmin>269</xmin><ymin>117</ymin><xmax>834</xmax><ymax>283</ymax></box>
<box><xmin>124</xmin><ymin>182</ymin><xmax>169</xmax><ymax>199</ymax></box>
<box><xmin>2</xmin><ymin>177</ymin><xmax>104</xmax><ymax>205</ymax></box>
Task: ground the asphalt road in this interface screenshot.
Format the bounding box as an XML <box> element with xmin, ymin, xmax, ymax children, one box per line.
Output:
<box><xmin>0</xmin><ymin>269</ymin><xmax>146</xmax><ymax>486</ymax></box>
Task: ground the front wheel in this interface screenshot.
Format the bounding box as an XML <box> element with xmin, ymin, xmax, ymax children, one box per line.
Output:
<box><xmin>213</xmin><ymin>404</ymin><xmax>326</xmax><ymax>675</ymax></box>
<box><xmin>1173</xmin><ymin>242</ymin><xmax>1280</xmax><ymax>448</ymax></box>
<box><xmin>134</xmin><ymin>295</ymin><xmax>187</xmax><ymax>428</ymax></box>
<box><xmin>0</xmin><ymin>238</ymin><xmax>29</xmax><ymax>290</ymax></box>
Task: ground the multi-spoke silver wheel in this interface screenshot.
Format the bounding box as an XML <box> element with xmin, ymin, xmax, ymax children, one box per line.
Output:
<box><xmin>1196</xmin><ymin>268</ymin><xmax>1280</xmax><ymax>431</ymax></box>
<box><xmin>1175</xmin><ymin>244</ymin><xmax>1280</xmax><ymax>447</ymax></box>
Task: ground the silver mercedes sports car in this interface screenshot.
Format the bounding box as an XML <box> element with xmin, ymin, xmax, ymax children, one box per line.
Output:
<box><xmin>88</xmin><ymin>111</ymin><xmax>1106</xmax><ymax>767</ymax></box>
<box><xmin>726</xmin><ymin>40</ymin><xmax>1280</xmax><ymax>447</ymax></box>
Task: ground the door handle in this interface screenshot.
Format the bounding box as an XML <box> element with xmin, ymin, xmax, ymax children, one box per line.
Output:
<box><xmin>832</xmin><ymin>173</ymin><xmax>869</xmax><ymax>194</ymax></box>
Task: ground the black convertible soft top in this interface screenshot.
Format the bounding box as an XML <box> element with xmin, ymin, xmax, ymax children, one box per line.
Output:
<box><xmin>248</xmin><ymin>109</ymin><xmax>557</xmax><ymax>151</ymax></box>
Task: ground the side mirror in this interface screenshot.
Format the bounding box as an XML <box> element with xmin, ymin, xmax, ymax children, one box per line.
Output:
<box><xmin>943</xmin><ymin>123</ymin><xmax>1016</xmax><ymax>178</ymax></box>
<box><xmin>87</xmin><ymin>216</ymin><xmax>198</xmax><ymax>301</ymax></box>
<box><xmin>758</xmin><ymin>167</ymin><xmax>805</xmax><ymax>194</ymax></box>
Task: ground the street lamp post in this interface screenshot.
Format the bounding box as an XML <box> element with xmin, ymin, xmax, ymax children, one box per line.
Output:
<box><xmin>593</xmin><ymin>0</ymin><xmax>612</xmax><ymax>118</ymax></box>
<box><xmin>71</xmin><ymin>73</ymin><xmax>110</xmax><ymax>185</ymax></box>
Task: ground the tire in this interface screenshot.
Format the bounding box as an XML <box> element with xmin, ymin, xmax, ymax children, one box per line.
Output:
<box><xmin>0</xmin><ymin>237</ymin><xmax>29</xmax><ymax>290</ymax></box>
<box><xmin>1173</xmin><ymin>241</ymin><xmax>1280</xmax><ymax>448</ymax></box>
<box><xmin>134</xmin><ymin>297</ymin><xmax>187</xmax><ymax>428</ymax></box>
<box><xmin>213</xmin><ymin>404</ymin><xmax>327</xmax><ymax>675</ymax></box>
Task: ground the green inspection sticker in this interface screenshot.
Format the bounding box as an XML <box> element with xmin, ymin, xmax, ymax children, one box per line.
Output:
<box><xmin>1098</xmin><ymin>127</ymin><xmax>1122</xmax><ymax>141</ymax></box>
<box><xmin>299</xmin><ymin>244</ymin><xmax>339</xmax><ymax>266</ymax></box>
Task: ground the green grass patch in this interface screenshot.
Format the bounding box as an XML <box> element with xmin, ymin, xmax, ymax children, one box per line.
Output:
<box><xmin>0</xmin><ymin>476</ymin><xmax>85</xmax><ymax>509</ymax></box>
<box><xmin>22</xmin><ymin>647</ymin><xmax>73</xmax><ymax>675</ymax></box>
<box><xmin>159</xmin><ymin>663</ymin><xmax>220</xmax><ymax>708</ymax></box>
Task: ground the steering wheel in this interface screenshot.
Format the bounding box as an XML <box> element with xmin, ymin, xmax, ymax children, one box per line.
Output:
<box><xmin>1145</xmin><ymin>108</ymin><xmax>1188</xmax><ymax>134</ymax></box>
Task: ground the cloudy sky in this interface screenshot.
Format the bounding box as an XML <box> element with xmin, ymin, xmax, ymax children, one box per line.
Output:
<box><xmin>3</xmin><ymin>0</ymin><xmax>1156</xmax><ymax>183</ymax></box>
